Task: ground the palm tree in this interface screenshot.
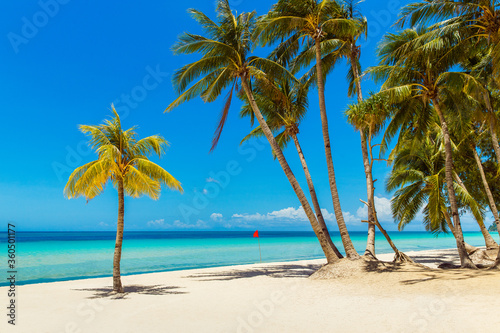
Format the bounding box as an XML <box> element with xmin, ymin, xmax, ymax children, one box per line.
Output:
<box><xmin>332</xmin><ymin>0</ymin><xmax>383</xmax><ymax>255</ymax></box>
<box><xmin>165</xmin><ymin>0</ymin><xmax>341</xmax><ymax>263</ymax></box>
<box><xmin>462</xmin><ymin>130</ymin><xmax>500</xmax><ymax>249</ymax></box>
<box><xmin>345</xmin><ymin>94</ymin><xmax>411</xmax><ymax>261</ymax></box>
<box><xmin>64</xmin><ymin>106</ymin><xmax>183</xmax><ymax>293</ymax></box>
<box><xmin>461</xmin><ymin>50</ymin><xmax>500</xmax><ymax>165</ymax></box>
<box><xmin>387</xmin><ymin>129</ymin><xmax>486</xmax><ymax>255</ymax></box>
<box><xmin>256</xmin><ymin>0</ymin><xmax>360</xmax><ymax>259</ymax></box>
<box><xmin>240</xmin><ymin>78</ymin><xmax>343</xmax><ymax>259</ymax></box>
<box><xmin>397</xmin><ymin>0</ymin><xmax>500</xmax><ymax>83</ymax></box>
<box><xmin>369</xmin><ymin>27</ymin><xmax>486</xmax><ymax>268</ymax></box>
<box><xmin>436</xmin><ymin>86</ymin><xmax>500</xmax><ymax>250</ymax></box>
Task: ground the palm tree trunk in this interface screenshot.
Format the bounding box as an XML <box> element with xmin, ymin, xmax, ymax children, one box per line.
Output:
<box><xmin>240</xmin><ymin>75</ymin><xmax>340</xmax><ymax>264</ymax></box>
<box><xmin>291</xmin><ymin>134</ymin><xmax>343</xmax><ymax>259</ymax></box>
<box><xmin>349</xmin><ymin>50</ymin><xmax>376</xmax><ymax>257</ymax></box>
<box><xmin>371</xmin><ymin>207</ymin><xmax>412</xmax><ymax>263</ymax></box>
<box><xmin>453</xmin><ymin>173</ymin><xmax>498</xmax><ymax>249</ymax></box>
<box><xmin>488</xmin><ymin>121</ymin><xmax>500</xmax><ymax>165</ymax></box>
<box><xmin>113</xmin><ymin>179</ymin><xmax>125</xmax><ymax>293</ymax></box>
<box><xmin>443</xmin><ymin>211</ymin><xmax>481</xmax><ymax>255</ymax></box>
<box><xmin>467</xmin><ymin>147</ymin><xmax>500</xmax><ymax>250</ymax></box>
<box><xmin>315</xmin><ymin>38</ymin><xmax>359</xmax><ymax>259</ymax></box>
<box><xmin>359</xmin><ymin>129</ymin><xmax>376</xmax><ymax>256</ymax></box>
<box><xmin>471</xmin><ymin>144</ymin><xmax>500</xmax><ymax>267</ymax></box>
<box><xmin>433</xmin><ymin>101</ymin><xmax>476</xmax><ymax>269</ymax></box>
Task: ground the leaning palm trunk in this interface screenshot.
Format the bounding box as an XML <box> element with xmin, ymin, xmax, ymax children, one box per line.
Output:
<box><xmin>453</xmin><ymin>173</ymin><xmax>498</xmax><ymax>249</ymax></box>
<box><xmin>434</xmin><ymin>101</ymin><xmax>476</xmax><ymax>268</ymax></box>
<box><xmin>113</xmin><ymin>180</ymin><xmax>125</xmax><ymax>293</ymax></box>
<box><xmin>240</xmin><ymin>75</ymin><xmax>340</xmax><ymax>263</ymax></box>
<box><xmin>471</xmin><ymin>144</ymin><xmax>500</xmax><ymax>267</ymax></box>
<box><xmin>358</xmin><ymin>125</ymin><xmax>411</xmax><ymax>262</ymax></box>
<box><xmin>291</xmin><ymin>134</ymin><xmax>343</xmax><ymax>259</ymax></box>
<box><xmin>443</xmin><ymin>212</ymin><xmax>483</xmax><ymax>256</ymax></box>
<box><xmin>489</xmin><ymin>121</ymin><xmax>500</xmax><ymax>165</ymax></box>
<box><xmin>315</xmin><ymin>38</ymin><xmax>359</xmax><ymax>259</ymax></box>
<box><xmin>371</xmin><ymin>204</ymin><xmax>413</xmax><ymax>263</ymax></box>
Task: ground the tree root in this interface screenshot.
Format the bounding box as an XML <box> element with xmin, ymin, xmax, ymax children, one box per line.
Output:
<box><xmin>393</xmin><ymin>251</ymin><xmax>414</xmax><ymax>264</ymax></box>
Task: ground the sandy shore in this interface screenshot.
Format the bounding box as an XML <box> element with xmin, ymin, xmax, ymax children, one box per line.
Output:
<box><xmin>1</xmin><ymin>249</ymin><xmax>499</xmax><ymax>333</ymax></box>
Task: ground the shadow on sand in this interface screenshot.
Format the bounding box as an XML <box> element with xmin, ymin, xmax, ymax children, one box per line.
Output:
<box><xmin>357</xmin><ymin>252</ymin><xmax>498</xmax><ymax>286</ymax></box>
<box><xmin>184</xmin><ymin>264</ymin><xmax>322</xmax><ymax>281</ymax></box>
<box><xmin>75</xmin><ymin>285</ymin><xmax>188</xmax><ymax>299</ymax></box>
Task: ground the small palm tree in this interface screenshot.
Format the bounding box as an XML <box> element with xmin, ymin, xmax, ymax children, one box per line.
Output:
<box><xmin>166</xmin><ymin>0</ymin><xmax>341</xmax><ymax>263</ymax></box>
<box><xmin>64</xmin><ymin>107</ymin><xmax>183</xmax><ymax>292</ymax></box>
<box><xmin>256</xmin><ymin>0</ymin><xmax>360</xmax><ymax>259</ymax></box>
<box><xmin>346</xmin><ymin>94</ymin><xmax>412</xmax><ymax>262</ymax></box>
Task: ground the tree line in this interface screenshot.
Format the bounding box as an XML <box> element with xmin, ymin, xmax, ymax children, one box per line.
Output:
<box><xmin>65</xmin><ymin>0</ymin><xmax>500</xmax><ymax>293</ymax></box>
<box><xmin>167</xmin><ymin>0</ymin><xmax>500</xmax><ymax>270</ymax></box>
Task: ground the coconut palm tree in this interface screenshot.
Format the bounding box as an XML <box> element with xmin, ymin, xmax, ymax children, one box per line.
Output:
<box><xmin>240</xmin><ymin>77</ymin><xmax>343</xmax><ymax>259</ymax></box>
<box><xmin>165</xmin><ymin>0</ymin><xmax>341</xmax><ymax>263</ymax></box>
<box><xmin>387</xmin><ymin>129</ymin><xmax>486</xmax><ymax>250</ymax></box>
<box><xmin>346</xmin><ymin>94</ymin><xmax>412</xmax><ymax>262</ymax></box>
<box><xmin>332</xmin><ymin>0</ymin><xmax>383</xmax><ymax>255</ymax></box>
<box><xmin>397</xmin><ymin>0</ymin><xmax>500</xmax><ymax>83</ymax></box>
<box><xmin>369</xmin><ymin>27</ymin><xmax>488</xmax><ymax>268</ymax></box>
<box><xmin>460</xmin><ymin>50</ymin><xmax>500</xmax><ymax>168</ymax></box>
<box><xmin>456</xmin><ymin>126</ymin><xmax>500</xmax><ymax>249</ymax></box>
<box><xmin>255</xmin><ymin>0</ymin><xmax>360</xmax><ymax>259</ymax></box>
<box><xmin>64</xmin><ymin>106</ymin><xmax>183</xmax><ymax>293</ymax></box>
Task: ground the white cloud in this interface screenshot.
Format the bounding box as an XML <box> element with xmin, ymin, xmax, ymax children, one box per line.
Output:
<box><xmin>147</xmin><ymin>218</ymin><xmax>209</xmax><ymax>230</ymax></box>
<box><xmin>231</xmin><ymin>206</ymin><xmax>337</xmax><ymax>224</ymax></box>
<box><xmin>172</xmin><ymin>219</ymin><xmax>209</xmax><ymax>229</ymax></box>
<box><xmin>206</xmin><ymin>177</ymin><xmax>219</xmax><ymax>184</ymax></box>
<box><xmin>320</xmin><ymin>209</ymin><xmax>336</xmax><ymax>222</ymax></box>
<box><xmin>98</xmin><ymin>222</ymin><xmax>109</xmax><ymax>227</ymax></box>
<box><xmin>147</xmin><ymin>219</ymin><xmax>165</xmax><ymax>227</ymax></box>
<box><xmin>355</xmin><ymin>196</ymin><xmax>393</xmax><ymax>222</ymax></box>
<box><xmin>342</xmin><ymin>211</ymin><xmax>360</xmax><ymax>224</ymax></box>
<box><xmin>210</xmin><ymin>213</ymin><xmax>223</xmax><ymax>221</ymax></box>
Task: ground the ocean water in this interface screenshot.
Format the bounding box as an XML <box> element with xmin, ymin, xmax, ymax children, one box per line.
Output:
<box><xmin>0</xmin><ymin>231</ymin><xmax>496</xmax><ymax>286</ymax></box>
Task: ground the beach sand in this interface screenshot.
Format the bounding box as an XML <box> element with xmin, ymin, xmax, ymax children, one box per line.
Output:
<box><xmin>1</xmin><ymin>248</ymin><xmax>499</xmax><ymax>333</ymax></box>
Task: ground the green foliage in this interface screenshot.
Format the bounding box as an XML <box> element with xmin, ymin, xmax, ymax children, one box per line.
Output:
<box><xmin>239</xmin><ymin>76</ymin><xmax>312</xmax><ymax>151</ymax></box>
<box><xmin>167</xmin><ymin>0</ymin><xmax>295</xmax><ymax>151</ymax></box>
<box><xmin>64</xmin><ymin>106</ymin><xmax>182</xmax><ymax>201</ymax></box>
<box><xmin>345</xmin><ymin>93</ymin><xmax>393</xmax><ymax>138</ymax></box>
<box><xmin>386</xmin><ymin>125</ymin><xmax>485</xmax><ymax>234</ymax></box>
<box><xmin>490</xmin><ymin>222</ymin><xmax>498</xmax><ymax>232</ymax></box>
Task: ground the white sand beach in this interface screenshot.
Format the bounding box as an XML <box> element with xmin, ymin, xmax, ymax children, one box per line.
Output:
<box><xmin>2</xmin><ymin>249</ymin><xmax>499</xmax><ymax>333</ymax></box>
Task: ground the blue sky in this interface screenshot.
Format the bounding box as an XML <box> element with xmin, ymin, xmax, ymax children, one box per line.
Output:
<box><xmin>0</xmin><ymin>0</ymin><xmax>485</xmax><ymax>232</ymax></box>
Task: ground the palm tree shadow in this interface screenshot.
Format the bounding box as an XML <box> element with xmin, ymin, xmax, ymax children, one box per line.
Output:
<box><xmin>360</xmin><ymin>256</ymin><xmax>497</xmax><ymax>286</ymax></box>
<box><xmin>185</xmin><ymin>264</ymin><xmax>321</xmax><ymax>281</ymax></box>
<box><xmin>75</xmin><ymin>285</ymin><xmax>188</xmax><ymax>299</ymax></box>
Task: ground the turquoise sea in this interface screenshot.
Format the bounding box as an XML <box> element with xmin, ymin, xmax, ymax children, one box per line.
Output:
<box><xmin>0</xmin><ymin>231</ymin><xmax>496</xmax><ymax>286</ymax></box>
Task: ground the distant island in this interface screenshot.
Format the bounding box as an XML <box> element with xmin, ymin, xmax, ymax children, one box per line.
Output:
<box><xmin>490</xmin><ymin>222</ymin><xmax>498</xmax><ymax>232</ymax></box>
